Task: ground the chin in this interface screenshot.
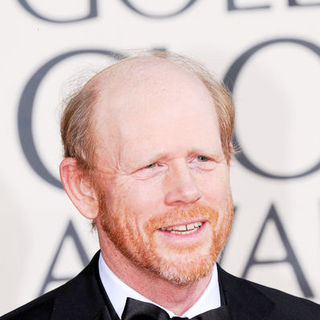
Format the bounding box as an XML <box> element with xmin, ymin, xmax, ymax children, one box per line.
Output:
<box><xmin>146</xmin><ymin>242</ymin><xmax>219</xmax><ymax>286</ymax></box>
<box><xmin>155</xmin><ymin>253</ymin><xmax>217</xmax><ymax>286</ymax></box>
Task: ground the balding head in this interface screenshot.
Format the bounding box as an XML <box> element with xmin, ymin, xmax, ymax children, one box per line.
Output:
<box><xmin>60</xmin><ymin>52</ymin><xmax>234</xmax><ymax>286</ymax></box>
<box><xmin>60</xmin><ymin>52</ymin><xmax>234</xmax><ymax>172</ymax></box>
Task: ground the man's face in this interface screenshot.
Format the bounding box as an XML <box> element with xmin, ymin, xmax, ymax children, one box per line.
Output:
<box><xmin>92</xmin><ymin>60</ymin><xmax>233</xmax><ymax>285</ymax></box>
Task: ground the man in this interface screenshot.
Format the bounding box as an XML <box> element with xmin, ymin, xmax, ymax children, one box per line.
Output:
<box><xmin>2</xmin><ymin>51</ymin><xmax>320</xmax><ymax>319</ymax></box>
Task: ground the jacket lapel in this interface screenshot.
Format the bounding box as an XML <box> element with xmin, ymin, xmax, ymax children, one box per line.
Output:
<box><xmin>49</xmin><ymin>252</ymin><xmax>275</xmax><ymax>320</ymax></box>
<box><xmin>50</xmin><ymin>251</ymin><xmax>118</xmax><ymax>320</ymax></box>
<box><xmin>218</xmin><ymin>265</ymin><xmax>275</xmax><ymax>320</ymax></box>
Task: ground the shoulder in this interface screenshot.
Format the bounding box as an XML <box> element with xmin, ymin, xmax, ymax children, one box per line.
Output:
<box><xmin>218</xmin><ymin>265</ymin><xmax>320</xmax><ymax>320</ymax></box>
<box><xmin>250</xmin><ymin>280</ymin><xmax>320</xmax><ymax>318</ymax></box>
<box><xmin>0</xmin><ymin>287</ymin><xmax>59</xmax><ymax>320</ymax></box>
<box><xmin>0</xmin><ymin>252</ymin><xmax>104</xmax><ymax>320</ymax></box>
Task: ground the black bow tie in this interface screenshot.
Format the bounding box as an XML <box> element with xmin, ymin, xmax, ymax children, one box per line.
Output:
<box><xmin>121</xmin><ymin>298</ymin><xmax>231</xmax><ymax>320</ymax></box>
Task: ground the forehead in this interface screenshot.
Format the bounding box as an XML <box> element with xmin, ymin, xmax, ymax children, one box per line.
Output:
<box><xmin>91</xmin><ymin>57</ymin><xmax>221</xmax><ymax>164</ymax></box>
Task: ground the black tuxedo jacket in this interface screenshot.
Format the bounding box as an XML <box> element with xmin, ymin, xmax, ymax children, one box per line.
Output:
<box><xmin>1</xmin><ymin>251</ymin><xmax>320</xmax><ymax>320</ymax></box>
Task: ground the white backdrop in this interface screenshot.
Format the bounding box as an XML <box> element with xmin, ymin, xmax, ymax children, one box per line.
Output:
<box><xmin>1</xmin><ymin>0</ymin><xmax>320</xmax><ymax>315</ymax></box>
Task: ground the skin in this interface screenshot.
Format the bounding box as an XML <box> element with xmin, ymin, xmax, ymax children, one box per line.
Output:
<box><xmin>60</xmin><ymin>56</ymin><xmax>233</xmax><ymax>316</ymax></box>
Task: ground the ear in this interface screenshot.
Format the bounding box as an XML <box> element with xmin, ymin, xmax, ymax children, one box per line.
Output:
<box><xmin>60</xmin><ymin>158</ymin><xmax>99</xmax><ymax>220</ymax></box>
<box><xmin>229</xmin><ymin>142</ymin><xmax>234</xmax><ymax>155</ymax></box>
<box><xmin>227</xmin><ymin>142</ymin><xmax>234</xmax><ymax>165</ymax></box>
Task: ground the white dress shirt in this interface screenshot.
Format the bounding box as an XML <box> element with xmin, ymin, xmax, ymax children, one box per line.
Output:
<box><xmin>98</xmin><ymin>253</ymin><xmax>221</xmax><ymax>318</ymax></box>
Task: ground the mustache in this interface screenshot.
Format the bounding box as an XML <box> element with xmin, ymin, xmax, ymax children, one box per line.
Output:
<box><xmin>144</xmin><ymin>204</ymin><xmax>218</xmax><ymax>230</ymax></box>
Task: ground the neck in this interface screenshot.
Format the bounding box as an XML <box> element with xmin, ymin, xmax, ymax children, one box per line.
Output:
<box><xmin>98</xmin><ymin>231</ymin><xmax>212</xmax><ymax>316</ymax></box>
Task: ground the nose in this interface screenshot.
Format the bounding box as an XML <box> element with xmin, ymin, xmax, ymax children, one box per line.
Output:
<box><xmin>164</xmin><ymin>161</ymin><xmax>201</xmax><ymax>206</ymax></box>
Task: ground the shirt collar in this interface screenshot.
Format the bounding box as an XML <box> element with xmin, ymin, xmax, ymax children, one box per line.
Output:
<box><xmin>98</xmin><ymin>252</ymin><xmax>221</xmax><ymax>318</ymax></box>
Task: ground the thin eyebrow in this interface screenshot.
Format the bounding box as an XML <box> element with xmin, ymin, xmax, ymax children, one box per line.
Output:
<box><xmin>122</xmin><ymin>152</ymin><xmax>169</xmax><ymax>173</ymax></box>
<box><xmin>188</xmin><ymin>148</ymin><xmax>223</xmax><ymax>159</ymax></box>
<box><xmin>142</xmin><ymin>148</ymin><xmax>223</xmax><ymax>165</ymax></box>
<box><xmin>143</xmin><ymin>152</ymin><xmax>169</xmax><ymax>165</ymax></box>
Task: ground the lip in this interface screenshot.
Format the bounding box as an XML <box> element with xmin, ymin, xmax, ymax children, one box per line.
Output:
<box><xmin>159</xmin><ymin>219</ymin><xmax>207</xmax><ymax>230</ymax></box>
<box><xmin>157</xmin><ymin>221</ymin><xmax>207</xmax><ymax>240</ymax></box>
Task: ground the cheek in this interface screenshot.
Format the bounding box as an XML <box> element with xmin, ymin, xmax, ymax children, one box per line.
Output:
<box><xmin>124</xmin><ymin>180</ymin><xmax>163</xmax><ymax>211</ymax></box>
<box><xmin>114</xmin><ymin>177</ymin><xmax>165</xmax><ymax>222</ymax></box>
<box><xmin>197</xmin><ymin>172</ymin><xmax>231</xmax><ymax>204</ymax></box>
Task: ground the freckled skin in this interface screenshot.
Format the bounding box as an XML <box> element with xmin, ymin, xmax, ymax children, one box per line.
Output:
<box><xmin>79</xmin><ymin>56</ymin><xmax>234</xmax><ymax>315</ymax></box>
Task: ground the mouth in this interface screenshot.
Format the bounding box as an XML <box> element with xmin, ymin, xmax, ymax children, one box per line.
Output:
<box><xmin>159</xmin><ymin>221</ymin><xmax>204</xmax><ymax>235</ymax></box>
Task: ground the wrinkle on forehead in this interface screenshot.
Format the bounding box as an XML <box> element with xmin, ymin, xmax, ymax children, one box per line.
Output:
<box><xmin>87</xmin><ymin>56</ymin><xmax>217</xmax><ymax>169</ymax></box>
<box><xmin>98</xmin><ymin>57</ymin><xmax>212</xmax><ymax>119</ymax></box>
<box><xmin>88</xmin><ymin>56</ymin><xmax>171</xmax><ymax>98</ymax></box>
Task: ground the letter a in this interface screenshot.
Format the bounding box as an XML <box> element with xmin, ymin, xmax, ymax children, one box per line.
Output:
<box><xmin>242</xmin><ymin>204</ymin><xmax>314</xmax><ymax>297</ymax></box>
<box><xmin>39</xmin><ymin>220</ymin><xmax>89</xmax><ymax>295</ymax></box>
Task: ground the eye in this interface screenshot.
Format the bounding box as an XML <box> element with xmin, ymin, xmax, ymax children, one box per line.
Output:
<box><xmin>197</xmin><ymin>155</ymin><xmax>209</xmax><ymax>162</ymax></box>
<box><xmin>144</xmin><ymin>162</ymin><xmax>157</xmax><ymax>169</ymax></box>
<box><xmin>190</xmin><ymin>154</ymin><xmax>216</xmax><ymax>171</ymax></box>
<box><xmin>133</xmin><ymin>162</ymin><xmax>166</xmax><ymax>180</ymax></box>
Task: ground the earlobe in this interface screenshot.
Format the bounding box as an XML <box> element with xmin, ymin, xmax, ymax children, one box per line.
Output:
<box><xmin>229</xmin><ymin>142</ymin><xmax>234</xmax><ymax>155</ymax></box>
<box><xmin>228</xmin><ymin>142</ymin><xmax>234</xmax><ymax>165</ymax></box>
<box><xmin>60</xmin><ymin>158</ymin><xmax>99</xmax><ymax>220</ymax></box>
